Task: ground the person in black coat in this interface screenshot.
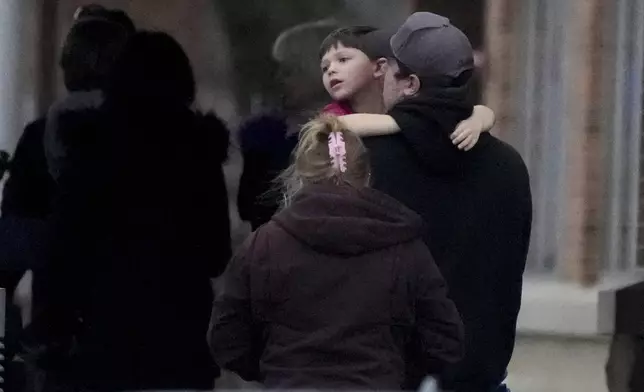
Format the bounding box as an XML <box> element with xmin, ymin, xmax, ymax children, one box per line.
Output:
<box><xmin>2</xmin><ymin>4</ymin><xmax>134</xmax><ymax>222</ymax></box>
<box><xmin>30</xmin><ymin>31</ymin><xmax>231</xmax><ymax>391</ymax></box>
<box><xmin>0</xmin><ymin>6</ymin><xmax>135</xmax><ymax>390</ymax></box>
<box><xmin>342</xmin><ymin>13</ymin><xmax>532</xmax><ymax>392</ymax></box>
<box><xmin>237</xmin><ymin>31</ymin><xmax>331</xmax><ymax>231</ymax></box>
<box><xmin>237</xmin><ymin>113</ymin><xmax>297</xmax><ymax>230</ymax></box>
<box><xmin>2</xmin><ymin>3</ymin><xmax>136</xmax><ymax>314</ymax></box>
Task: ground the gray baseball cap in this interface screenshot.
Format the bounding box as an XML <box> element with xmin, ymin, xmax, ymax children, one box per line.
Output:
<box><xmin>365</xmin><ymin>12</ymin><xmax>474</xmax><ymax>82</ymax></box>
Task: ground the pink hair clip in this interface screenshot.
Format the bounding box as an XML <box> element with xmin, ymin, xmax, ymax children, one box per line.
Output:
<box><xmin>328</xmin><ymin>132</ymin><xmax>347</xmax><ymax>173</ymax></box>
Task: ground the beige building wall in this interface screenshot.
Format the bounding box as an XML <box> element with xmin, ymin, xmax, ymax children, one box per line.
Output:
<box><xmin>484</xmin><ymin>0</ymin><xmax>615</xmax><ymax>284</ymax></box>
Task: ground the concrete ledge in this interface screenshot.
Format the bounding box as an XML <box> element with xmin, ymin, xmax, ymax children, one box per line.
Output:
<box><xmin>516</xmin><ymin>274</ymin><xmax>644</xmax><ymax>336</ymax></box>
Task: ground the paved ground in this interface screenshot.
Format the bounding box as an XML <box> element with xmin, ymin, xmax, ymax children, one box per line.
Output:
<box><xmin>507</xmin><ymin>335</ymin><xmax>610</xmax><ymax>392</ymax></box>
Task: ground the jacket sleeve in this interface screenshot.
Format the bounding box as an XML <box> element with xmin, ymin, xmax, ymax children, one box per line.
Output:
<box><xmin>208</xmin><ymin>233</ymin><xmax>262</xmax><ymax>381</ymax></box>
<box><xmin>236</xmin><ymin>115</ymin><xmax>292</xmax><ymax>229</ymax></box>
<box><xmin>237</xmin><ymin>150</ymin><xmax>260</xmax><ymax>223</ymax></box>
<box><xmin>29</xmin><ymin>111</ymin><xmax>105</xmax><ymax>353</ymax></box>
<box><xmin>411</xmin><ymin>240</ymin><xmax>465</xmax><ymax>379</ymax></box>
<box><xmin>492</xmin><ymin>158</ymin><xmax>532</xmax><ymax>366</ymax></box>
<box><xmin>209</xmin><ymin>174</ymin><xmax>232</xmax><ymax>279</ymax></box>
<box><xmin>1</xmin><ymin>119</ymin><xmax>54</xmax><ymax>219</ymax></box>
<box><xmin>195</xmin><ymin>112</ymin><xmax>231</xmax><ymax>277</ymax></box>
<box><xmin>237</xmin><ymin>116</ymin><xmax>270</xmax><ymax>224</ymax></box>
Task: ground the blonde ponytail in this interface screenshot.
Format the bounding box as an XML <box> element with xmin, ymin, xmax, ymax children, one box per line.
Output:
<box><xmin>279</xmin><ymin>114</ymin><xmax>370</xmax><ymax>205</ymax></box>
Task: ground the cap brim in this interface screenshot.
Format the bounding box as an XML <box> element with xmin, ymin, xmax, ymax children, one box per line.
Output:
<box><xmin>362</xmin><ymin>28</ymin><xmax>396</xmax><ymax>59</ymax></box>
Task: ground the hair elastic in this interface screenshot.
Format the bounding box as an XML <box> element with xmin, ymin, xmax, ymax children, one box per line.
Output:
<box><xmin>328</xmin><ymin>132</ymin><xmax>347</xmax><ymax>173</ymax></box>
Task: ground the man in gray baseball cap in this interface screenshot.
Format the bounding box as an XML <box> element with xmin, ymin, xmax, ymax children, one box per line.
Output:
<box><xmin>363</xmin><ymin>11</ymin><xmax>474</xmax><ymax>108</ymax></box>
<box><xmin>356</xmin><ymin>12</ymin><xmax>532</xmax><ymax>392</ymax></box>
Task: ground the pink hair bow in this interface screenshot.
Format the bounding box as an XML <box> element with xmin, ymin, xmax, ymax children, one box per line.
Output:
<box><xmin>328</xmin><ymin>132</ymin><xmax>347</xmax><ymax>173</ymax></box>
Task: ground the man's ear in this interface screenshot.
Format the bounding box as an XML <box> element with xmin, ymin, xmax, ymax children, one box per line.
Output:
<box><xmin>374</xmin><ymin>58</ymin><xmax>388</xmax><ymax>78</ymax></box>
<box><xmin>404</xmin><ymin>74</ymin><xmax>421</xmax><ymax>96</ymax></box>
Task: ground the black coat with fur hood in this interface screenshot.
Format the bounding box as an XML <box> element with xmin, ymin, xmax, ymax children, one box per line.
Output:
<box><xmin>32</xmin><ymin>31</ymin><xmax>232</xmax><ymax>390</ymax></box>
<box><xmin>32</xmin><ymin>103</ymin><xmax>231</xmax><ymax>390</ymax></box>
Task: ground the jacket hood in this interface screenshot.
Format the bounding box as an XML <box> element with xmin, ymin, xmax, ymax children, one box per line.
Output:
<box><xmin>388</xmin><ymin>87</ymin><xmax>474</xmax><ymax>176</ymax></box>
<box><xmin>272</xmin><ymin>184</ymin><xmax>422</xmax><ymax>256</ymax></box>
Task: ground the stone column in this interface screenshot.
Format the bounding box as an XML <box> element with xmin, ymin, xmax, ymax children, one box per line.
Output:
<box><xmin>36</xmin><ymin>0</ymin><xmax>59</xmax><ymax>114</ymax></box>
<box><xmin>483</xmin><ymin>0</ymin><xmax>518</xmax><ymax>139</ymax></box>
<box><xmin>483</xmin><ymin>0</ymin><xmax>605</xmax><ymax>285</ymax></box>
<box><xmin>561</xmin><ymin>0</ymin><xmax>604</xmax><ymax>285</ymax></box>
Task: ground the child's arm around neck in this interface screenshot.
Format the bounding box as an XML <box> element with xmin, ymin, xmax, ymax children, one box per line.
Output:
<box><xmin>339</xmin><ymin>104</ymin><xmax>496</xmax><ymax>151</ymax></box>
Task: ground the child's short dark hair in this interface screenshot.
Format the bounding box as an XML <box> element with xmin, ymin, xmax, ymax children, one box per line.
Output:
<box><xmin>318</xmin><ymin>26</ymin><xmax>377</xmax><ymax>59</ymax></box>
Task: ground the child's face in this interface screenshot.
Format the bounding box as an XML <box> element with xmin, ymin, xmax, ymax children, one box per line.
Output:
<box><xmin>320</xmin><ymin>43</ymin><xmax>378</xmax><ymax>102</ymax></box>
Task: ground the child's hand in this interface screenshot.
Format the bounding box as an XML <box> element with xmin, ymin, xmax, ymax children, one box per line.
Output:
<box><xmin>451</xmin><ymin>118</ymin><xmax>482</xmax><ymax>151</ymax></box>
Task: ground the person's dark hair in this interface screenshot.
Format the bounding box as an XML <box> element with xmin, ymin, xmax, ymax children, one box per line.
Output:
<box><xmin>74</xmin><ymin>4</ymin><xmax>106</xmax><ymax>19</ymax></box>
<box><xmin>318</xmin><ymin>26</ymin><xmax>377</xmax><ymax>59</ymax></box>
<box><xmin>106</xmin><ymin>31</ymin><xmax>195</xmax><ymax>107</ymax></box>
<box><xmin>60</xmin><ymin>14</ymin><xmax>134</xmax><ymax>91</ymax></box>
<box><xmin>102</xmin><ymin>10</ymin><xmax>135</xmax><ymax>35</ymax></box>
<box><xmin>74</xmin><ymin>4</ymin><xmax>135</xmax><ymax>33</ymax></box>
<box><xmin>391</xmin><ymin>58</ymin><xmax>474</xmax><ymax>91</ymax></box>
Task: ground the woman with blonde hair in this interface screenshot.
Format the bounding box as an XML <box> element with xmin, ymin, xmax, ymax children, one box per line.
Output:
<box><xmin>209</xmin><ymin>115</ymin><xmax>463</xmax><ymax>390</ymax></box>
